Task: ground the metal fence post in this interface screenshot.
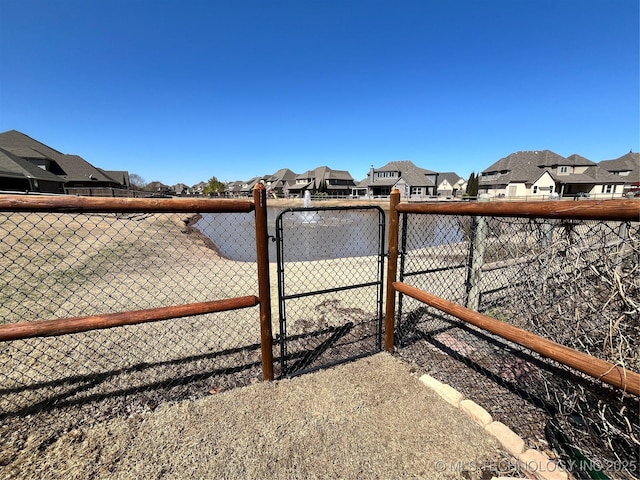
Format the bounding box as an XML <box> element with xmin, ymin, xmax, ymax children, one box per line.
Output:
<box><xmin>384</xmin><ymin>189</ymin><xmax>401</xmax><ymax>351</ymax></box>
<box><xmin>537</xmin><ymin>218</ymin><xmax>555</xmax><ymax>293</ymax></box>
<box><xmin>254</xmin><ymin>183</ymin><xmax>274</xmax><ymax>380</ymax></box>
<box><xmin>465</xmin><ymin>214</ymin><xmax>487</xmax><ymax>311</ymax></box>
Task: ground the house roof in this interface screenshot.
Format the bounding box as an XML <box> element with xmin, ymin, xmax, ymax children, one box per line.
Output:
<box><xmin>0</xmin><ymin>147</ymin><xmax>65</xmax><ymax>183</ymax></box>
<box><xmin>599</xmin><ymin>152</ymin><xmax>640</xmax><ymax>183</ymax></box>
<box><xmin>5</xmin><ymin>146</ymin><xmax>48</xmax><ymax>160</ymax></box>
<box><xmin>265</xmin><ymin>168</ymin><xmax>298</xmax><ymax>189</ymax></box>
<box><xmin>376</xmin><ymin>160</ymin><xmax>437</xmax><ymax>175</ymax></box>
<box><xmin>481</xmin><ymin>150</ymin><xmax>557</xmax><ymax>184</ymax></box>
<box><xmin>563</xmin><ymin>154</ymin><xmax>597</xmax><ymax>167</ymax></box>
<box><xmin>287</xmin><ymin>181</ymin><xmax>312</xmax><ymax>191</ymax></box>
<box><xmin>480</xmin><ymin>150</ymin><xmax>600</xmax><ymax>185</ymax></box>
<box><xmin>143</xmin><ymin>181</ymin><xmax>170</xmax><ymax>192</ymax></box>
<box><xmin>0</xmin><ymin>130</ymin><xmax>120</xmax><ymax>184</ymax></box>
<box><xmin>372</xmin><ymin>160</ymin><xmax>436</xmax><ymax>187</ymax></box>
<box><xmin>295</xmin><ymin>166</ymin><xmax>355</xmax><ymax>189</ymax></box>
<box><xmin>354</xmin><ymin>178</ymin><xmax>369</xmax><ymax>188</ymax></box>
<box><xmin>438</xmin><ymin>172</ymin><xmax>463</xmax><ymax>186</ymax></box>
<box><xmin>370</xmin><ymin>177</ymin><xmax>398</xmax><ymax>187</ymax></box>
<box><xmin>555</xmin><ymin>166</ymin><xmax>625</xmax><ymax>184</ymax></box>
<box><xmin>240</xmin><ymin>177</ymin><xmax>261</xmax><ymax>192</ymax></box>
<box><xmin>481</xmin><ymin>150</ymin><xmax>628</xmax><ymax>187</ymax></box>
<box><xmin>266</xmin><ymin>168</ymin><xmax>297</xmax><ymax>181</ymax></box>
<box><xmin>0</xmin><ymin>131</ymin><xmax>66</xmax><ymax>158</ymax></box>
<box><xmin>53</xmin><ymin>154</ymin><xmax>117</xmax><ymax>183</ymax></box>
<box><xmin>100</xmin><ymin>169</ymin><xmax>130</xmax><ymax>187</ymax></box>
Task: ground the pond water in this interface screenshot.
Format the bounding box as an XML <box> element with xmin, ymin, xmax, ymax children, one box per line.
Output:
<box><xmin>198</xmin><ymin>208</ymin><xmax>464</xmax><ymax>262</ymax></box>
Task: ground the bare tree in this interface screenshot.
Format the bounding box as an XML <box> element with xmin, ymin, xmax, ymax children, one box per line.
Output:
<box><xmin>129</xmin><ymin>173</ymin><xmax>146</xmax><ymax>190</ymax></box>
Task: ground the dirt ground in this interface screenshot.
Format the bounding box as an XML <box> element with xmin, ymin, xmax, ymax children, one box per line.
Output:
<box><xmin>3</xmin><ymin>353</ymin><xmax>507</xmax><ymax>480</ymax></box>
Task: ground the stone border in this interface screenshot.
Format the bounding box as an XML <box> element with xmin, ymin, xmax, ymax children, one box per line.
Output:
<box><xmin>419</xmin><ymin>374</ymin><xmax>571</xmax><ymax>480</ymax></box>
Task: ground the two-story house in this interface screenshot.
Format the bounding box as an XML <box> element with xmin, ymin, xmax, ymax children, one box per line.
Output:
<box><xmin>356</xmin><ymin>161</ymin><xmax>439</xmax><ymax>200</ymax></box>
<box><xmin>478</xmin><ymin>150</ymin><xmax>625</xmax><ymax>198</ymax></box>
<box><xmin>286</xmin><ymin>166</ymin><xmax>355</xmax><ymax>197</ymax></box>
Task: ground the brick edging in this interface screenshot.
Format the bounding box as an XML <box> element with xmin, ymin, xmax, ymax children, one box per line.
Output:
<box><xmin>419</xmin><ymin>374</ymin><xmax>571</xmax><ymax>480</ymax></box>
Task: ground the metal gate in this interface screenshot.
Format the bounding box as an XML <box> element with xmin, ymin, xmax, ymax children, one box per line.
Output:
<box><xmin>275</xmin><ymin>206</ymin><xmax>386</xmax><ymax>377</ymax></box>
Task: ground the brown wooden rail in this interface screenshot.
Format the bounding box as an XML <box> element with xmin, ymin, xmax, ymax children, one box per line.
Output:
<box><xmin>392</xmin><ymin>282</ymin><xmax>640</xmax><ymax>396</ymax></box>
<box><xmin>396</xmin><ymin>198</ymin><xmax>640</xmax><ymax>221</ymax></box>
<box><xmin>0</xmin><ymin>194</ymin><xmax>254</xmax><ymax>213</ymax></box>
<box><xmin>0</xmin><ymin>296</ymin><xmax>259</xmax><ymax>341</ymax></box>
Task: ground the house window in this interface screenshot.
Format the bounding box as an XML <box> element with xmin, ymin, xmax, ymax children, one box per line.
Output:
<box><xmin>602</xmin><ymin>185</ymin><xmax>614</xmax><ymax>194</ymax></box>
<box><xmin>532</xmin><ymin>186</ymin><xmax>538</xmax><ymax>194</ymax></box>
<box><xmin>559</xmin><ymin>166</ymin><xmax>568</xmax><ymax>174</ymax></box>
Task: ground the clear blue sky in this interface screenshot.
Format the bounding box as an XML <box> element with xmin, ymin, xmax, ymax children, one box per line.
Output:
<box><xmin>1</xmin><ymin>0</ymin><xmax>638</xmax><ymax>187</ymax></box>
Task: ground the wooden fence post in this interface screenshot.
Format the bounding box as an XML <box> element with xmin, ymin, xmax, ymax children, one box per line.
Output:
<box><xmin>254</xmin><ymin>183</ymin><xmax>274</xmax><ymax>380</ymax></box>
<box><xmin>384</xmin><ymin>189</ymin><xmax>401</xmax><ymax>351</ymax></box>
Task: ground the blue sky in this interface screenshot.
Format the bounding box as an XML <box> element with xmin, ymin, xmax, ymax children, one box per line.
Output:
<box><xmin>1</xmin><ymin>0</ymin><xmax>638</xmax><ymax>187</ymax></box>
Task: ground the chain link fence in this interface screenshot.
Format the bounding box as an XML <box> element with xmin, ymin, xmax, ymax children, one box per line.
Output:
<box><xmin>0</xmin><ymin>208</ymin><xmax>263</xmax><ymax>467</ymax></box>
<box><xmin>393</xmin><ymin>211</ymin><xmax>639</xmax><ymax>480</ymax></box>
<box><xmin>2</xmin><ymin>195</ymin><xmax>638</xmax><ymax>479</ymax></box>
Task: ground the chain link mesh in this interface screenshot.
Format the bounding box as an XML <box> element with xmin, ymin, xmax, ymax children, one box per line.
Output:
<box><xmin>0</xmin><ymin>210</ymin><xmax>262</xmax><ymax>463</ymax></box>
<box><xmin>394</xmin><ymin>212</ymin><xmax>639</xmax><ymax>480</ymax></box>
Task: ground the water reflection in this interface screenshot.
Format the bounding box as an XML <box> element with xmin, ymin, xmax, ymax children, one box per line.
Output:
<box><xmin>198</xmin><ymin>208</ymin><xmax>463</xmax><ymax>262</ymax></box>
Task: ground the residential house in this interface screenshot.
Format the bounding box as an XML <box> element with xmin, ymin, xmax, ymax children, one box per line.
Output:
<box><xmin>238</xmin><ymin>177</ymin><xmax>261</xmax><ymax>197</ymax></box>
<box><xmin>437</xmin><ymin>172</ymin><xmax>466</xmax><ymax>198</ymax></box>
<box><xmin>357</xmin><ymin>161</ymin><xmax>438</xmax><ymax>200</ymax></box>
<box><xmin>264</xmin><ymin>168</ymin><xmax>298</xmax><ymax>198</ymax></box>
<box><xmin>478</xmin><ymin>150</ymin><xmax>626</xmax><ymax>199</ymax></box>
<box><xmin>172</xmin><ymin>183</ymin><xmax>191</xmax><ymax>195</ymax></box>
<box><xmin>224</xmin><ymin>181</ymin><xmax>244</xmax><ymax>197</ymax></box>
<box><xmin>143</xmin><ymin>181</ymin><xmax>172</xmax><ymax>196</ymax></box>
<box><xmin>0</xmin><ymin>130</ymin><xmax>130</xmax><ymax>195</ymax></box>
<box><xmin>351</xmin><ymin>178</ymin><xmax>369</xmax><ymax>198</ymax></box>
<box><xmin>100</xmin><ymin>170</ymin><xmax>130</xmax><ymax>189</ymax></box>
<box><xmin>287</xmin><ymin>166</ymin><xmax>355</xmax><ymax>197</ymax></box>
<box><xmin>191</xmin><ymin>181</ymin><xmax>207</xmax><ymax>196</ymax></box>
<box><xmin>598</xmin><ymin>151</ymin><xmax>640</xmax><ymax>196</ymax></box>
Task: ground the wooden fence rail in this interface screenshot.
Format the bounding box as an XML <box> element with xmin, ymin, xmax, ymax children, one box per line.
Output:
<box><xmin>395</xmin><ymin>197</ymin><xmax>639</xmax><ymax>221</ymax></box>
<box><xmin>0</xmin><ymin>194</ymin><xmax>254</xmax><ymax>213</ymax></box>
<box><xmin>0</xmin><ymin>297</ymin><xmax>260</xmax><ymax>342</ymax></box>
<box><xmin>394</xmin><ymin>282</ymin><xmax>640</xmax><ymax>396</ymax></box>
<box><xmin>385</xmin><ymin>189</ymin><xmax>640</xmax><ymax>396</ymax></box>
